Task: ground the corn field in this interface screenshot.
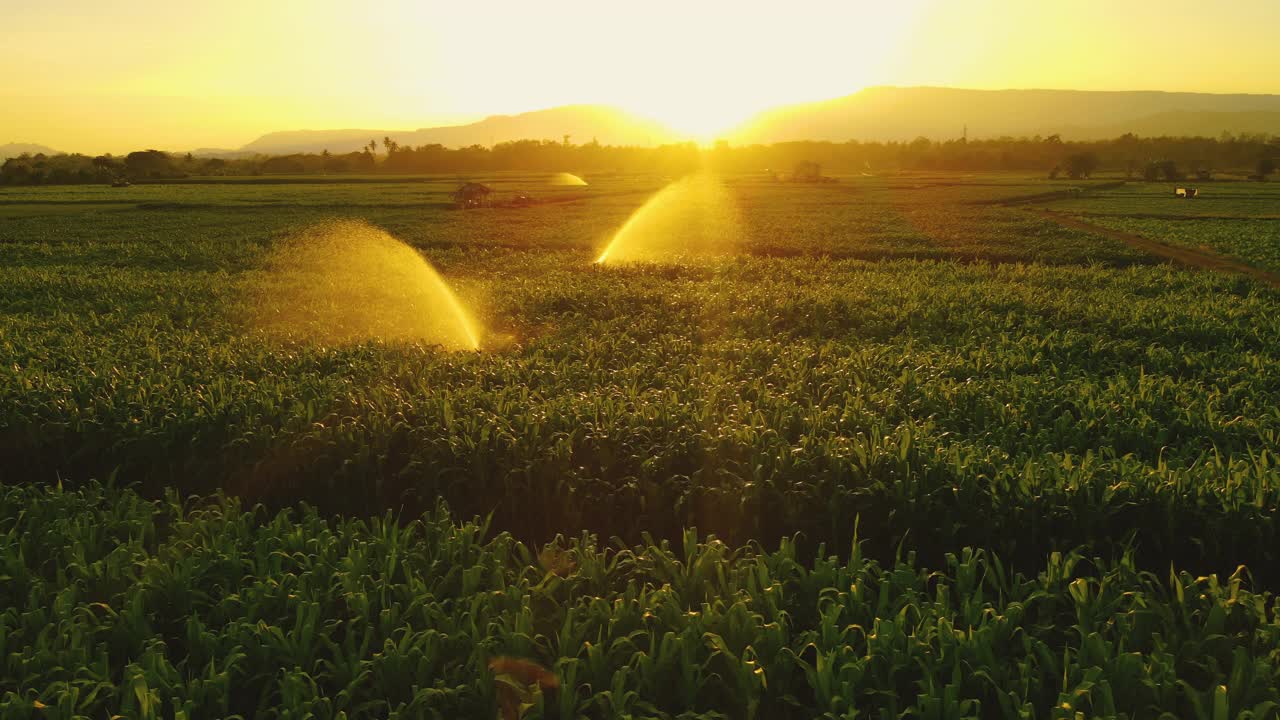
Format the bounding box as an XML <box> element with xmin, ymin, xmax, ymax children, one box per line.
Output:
<box><xmin>3</xmin><ymin>174</ymin><xmax>1280</xmax><ymax>716</ymax></box>
<box><xmin>5</xmin><ymin>482</ymin><xmax>1280</xmax><ymax>719</ymax></box>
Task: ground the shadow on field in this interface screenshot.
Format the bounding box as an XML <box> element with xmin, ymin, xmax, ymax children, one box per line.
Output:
<box><xmin>7</xmin><ymin>432</ymin><xmax>1277</xmax><ymax>594</ymax></box>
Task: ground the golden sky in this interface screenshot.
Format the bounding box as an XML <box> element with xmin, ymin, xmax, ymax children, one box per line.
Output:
<box><xmin>4</xmin><ymin>0</ymin><xmax>1278</xmax><ymax>153</ymax></box>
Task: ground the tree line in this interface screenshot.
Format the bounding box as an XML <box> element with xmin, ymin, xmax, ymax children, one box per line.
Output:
<box><xmin>3</xmin><ymin>133</ymin><xmax>1277</xmax><ymax>185</ymax></box>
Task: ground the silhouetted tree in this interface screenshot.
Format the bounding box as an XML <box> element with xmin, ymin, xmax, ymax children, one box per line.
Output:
<box><xmin>1142</xmin><ymin>160</ymin><xmax>1184</xmax><ymax>182</ymax></box>
<box><xmin>793</xmin><ymin>160</ymin><xmax>822</xmax><ymax>181</ymax></box>
<box><xmin>261</xmin><ymin>155</ymin><xmax>307</xmax><ymax>174</ymax></box>
<box><xmin>1064</xmin><ymin>152</ymin><xmax>1099</xmax><ymax>179</ymax></box>
<box><xmin>124</xmin><ymin>150</ymin><xmax>177</xmax><ymax>178</ymax></box>
<box><xmin>7</xmin><ymin>134</ymin><xmax>1280</xmax><ymax>185</ymax></box>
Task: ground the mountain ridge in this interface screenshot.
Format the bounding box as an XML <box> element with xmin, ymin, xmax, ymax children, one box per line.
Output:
<box><xmin>13</xmin><ymin>87</ymin><xmax>1280</xmax><ymax>157</ymax></box>
<box><xmin>237</xmin><ymin>104</ymin><xmax>680</xmax><ymax>155</ymax></box>
<box><xmin>0</xmin><ymin>142</ymin><xmax>62</xmax><ymax>160</ymax></box>
<box><xmin>729</xmin><ymin>86</ymin><xmax>1280</xmax><ymax>142</ymax></box>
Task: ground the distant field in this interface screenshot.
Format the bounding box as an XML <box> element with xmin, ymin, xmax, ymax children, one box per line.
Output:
<box><xmin>0</xmin><ymin>173</ymin><xmax>1149</xmax><ymax>265</ymax></box>
<box><xmin>1080</xmin><ymin>216</ymin><xmax>1280</xmax><ymax>273</ymax></box>
<box><xmin>4</xmin><ymin>172</ymin><xmax>1280</xmax><ymax>718</ymax></box>
<box><xmin>1039</xmin><ymin>179</ymin><xmax>1280</xmax><ymax>218</ymax></box>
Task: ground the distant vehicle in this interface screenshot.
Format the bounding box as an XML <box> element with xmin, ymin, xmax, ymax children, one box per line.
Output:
<box><xmin>1174</xmin><ymin>187</ymin><xmax>1198</xmax><ymax>198</ymax></box>
<box><xmin>110</xmin><ymin>179</ymin><xmax>131</xmax><ymax>188</ymax></box>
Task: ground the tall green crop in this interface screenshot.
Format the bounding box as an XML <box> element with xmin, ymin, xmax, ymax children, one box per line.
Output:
<box><xmin>4</xmin><ymin>483</ymin><xmax>1280</xmax><ymax>719</ymax></box>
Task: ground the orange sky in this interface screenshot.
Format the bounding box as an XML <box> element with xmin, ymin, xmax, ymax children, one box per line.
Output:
<box><xmin>4</xmin><ymin>0</ymin><xmax>1278</xmax><ymax>153</ymax></box>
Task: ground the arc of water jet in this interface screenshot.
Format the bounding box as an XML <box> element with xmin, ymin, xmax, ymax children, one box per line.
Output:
<box><xmin>440</xmin><ymin>279</ymin><xmax>482</xmax><ymax>351</ymax></box>
<box><xmin>595</xmin><ymin>174</ymin><xmax>740</xmax><ymax>264</ymax></box>
<box><xmin>248</xmin><ymin>220</ymin><xmax>482</xmax><ymax>351</ymax></box>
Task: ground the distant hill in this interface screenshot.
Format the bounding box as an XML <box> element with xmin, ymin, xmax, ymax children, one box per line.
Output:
<box><xmin>0</xmin><ymin>142</ymin><xmax>61</xmax><ymax>159</ymax></box>
<box><xmin>730</xmin><ymin>87</ymin><xmax>1280</xmax><ymax>143</ymax></box>
<box><xmin>240</xmin><ymin>105</ymin><xmax>680</xmax><ymax>155</ymax></box>
<box><xmin>187</xmin><ymin>147</ymin><xmax>257</xmax><ymax>159</ymax></box>
<box><xmin>24</xmin><ymin>88</ymin><xmax>1276</xmax><ymax>159</ymax></box>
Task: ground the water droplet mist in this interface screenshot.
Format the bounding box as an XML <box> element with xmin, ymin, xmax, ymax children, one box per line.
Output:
<box><xmin>247</xmin><ymin>220</ymin><xmax>480</xmax><ymax>350</ymax></box>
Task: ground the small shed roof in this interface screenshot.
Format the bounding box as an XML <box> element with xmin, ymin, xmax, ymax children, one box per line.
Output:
<box><xmin>453</xmin><ymin>182</ymin><xmax>492</xmax><ymax>197</ymax></box>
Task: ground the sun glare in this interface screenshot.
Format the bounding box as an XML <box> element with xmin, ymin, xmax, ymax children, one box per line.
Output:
<box><xmin>638</xmin><ymin>100</ymin><xmax>764</xmax><ymax>142</ymax></box>
<box><xmin>6</xmin><ymin>0</ymin><xmax>1280</xmax><ymax>152</ymax></box>
<box><xmin>405</xmin><ymin>1</ymin><xmax>928</xmax><ymax>147</ymax></box>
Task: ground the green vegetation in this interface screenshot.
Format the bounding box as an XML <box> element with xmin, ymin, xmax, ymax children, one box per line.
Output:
<box><xmin>1086</xmin><ymin>217</ymin><xmax>1280</xmax><ymax>274</ymax></box>
<box><xmin>7</xmin><ymin>481</ymin><xmax>1280</xmax><ymax>719</ymax></box>
<box><xmin>3</xmin><ymin>172</ymin><xmax>1280</xmax><ymax>716</ymax></box>
<box><xmin>1035</xmin><ymin>181</ymin><xmax>1280</xmax><ymax>218</ymax></box>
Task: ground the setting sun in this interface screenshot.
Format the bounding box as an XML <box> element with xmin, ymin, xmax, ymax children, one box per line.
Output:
<box><xmin>7</xmin><ymin>0</ymin><xmax>1276</xmax><ymax>153</ymax></box>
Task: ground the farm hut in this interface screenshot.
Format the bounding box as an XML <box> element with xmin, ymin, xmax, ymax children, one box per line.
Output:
<box><xmin>793</xmin><ymin>161</ymin><xmax>822</xmax><ymax>182</ymax></box>
<box><xmin>452</xmin><ymin>182</ymin><xmax>493</xmax><ymax>209</ymax></box>
<box><xmin>790</xmin><ymin>160</ymin><xmax>837</xmax><ymax>183</ymax></box>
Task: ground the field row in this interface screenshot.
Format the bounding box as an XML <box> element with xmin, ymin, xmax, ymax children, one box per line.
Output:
<box><xmin>4</xmin><ymin>253</ymin><xmax>1279</xmax><ymax>579</ymax></box>
<box><xmin>5</xmin><ymin>481</ymin><xmax>1279</xmax><ymax>719</ymax></box>
<box><xmin>1</xmin><ymin>193</ymin><xmax>1148</xmax><ymax>271</ymax></box>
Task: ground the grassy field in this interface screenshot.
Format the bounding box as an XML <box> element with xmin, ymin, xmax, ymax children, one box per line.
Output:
<box><xmin>1039</xmin><ymin>181</ymin><xmax>1280</xmax><ymax>219</ymax></box>
<box><xmin>1035</xmin><ymin>180</ymin><xmax>1280</xmax><ymax>273</ymax></box>
<box><xmin>1080</xmin><ymin>216</ymin><xmax>1280</xmax><ymax>274</ymax></box>
<box><xmin>3</xmin><ymin>172</ymin><xmax>1280</xmax><ymax>717</ymax></box>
